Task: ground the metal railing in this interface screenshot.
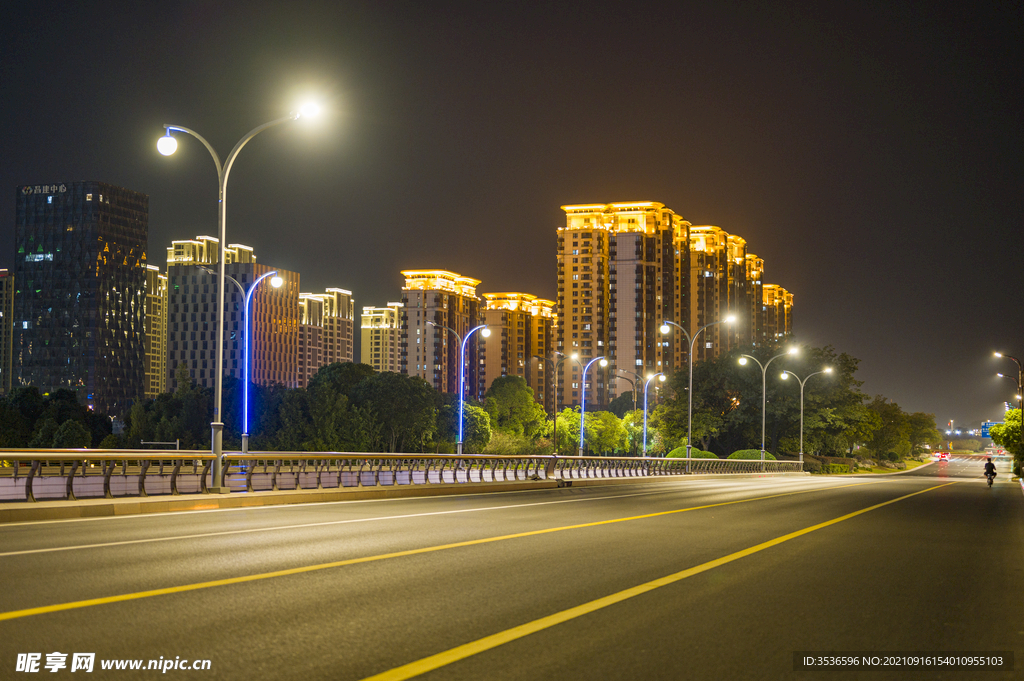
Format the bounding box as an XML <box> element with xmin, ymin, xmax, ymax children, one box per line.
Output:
<box><xmin>0</xmin><ymin>450</ymin><xmax>804</xmax><ymax>503</ymax></box>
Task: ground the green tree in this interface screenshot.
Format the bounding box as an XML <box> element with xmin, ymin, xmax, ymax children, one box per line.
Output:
<box><xmin>586</xmin><ymin>410</ymin><xmax>627</xmax><ymax>454</ymax></box>
<box><xmin>990</xmin><ymin>409</ymin><xmax>1022</xmax><ymax>477</ymax></box>
<box><xmin>865</xmin><ymin>396</ymin><xmax>910</xmax><ymax>460</ymax></box>
<box><xmin>29</xmin><ymin>417</ymin><xmax>58</xmax><ymax>448</ymax></box>
<box><xmin>483</xmin><ymin>375</ymin><xmax>546</xmax><ymax>438</ymax></box>
<box><xmin>52</xmin><ymin>420</ymin><xmax>92</xmax><ymax>448</ymax></box>
<box><xmin>906</xmin><ymin>412</ymin><xmax>942</xmax><ymax>457</ymax></box>
<box><xmin>606</xmin><ymin>391</ymin><xmax>637</xmax><ymax>419</ymax></box>
<box><xmin>354</xmin><ymin>372</ymin><xmax>437</xmax><ymax>452</ymax></box>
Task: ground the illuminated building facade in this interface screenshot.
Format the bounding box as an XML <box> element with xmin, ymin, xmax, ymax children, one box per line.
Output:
<box><xmin>14</xmin><ymin>182</ymin><xmax>148</xmax><ymax>415</ymax></box>
<box><xmin>166</xmin><ymin>237</ymin><xmax>299</xmax><ymax>390</ymax></box>
<box><xmin>400</xmin><ymin>270</ymin><xmax>483</xmax><ymax>396</ymax></box>
<box><xmin>763</xmin><ymin>284</ymin><xmax>793</xmax><ymax>342</ymax></box>
<box><xmin>297</xmin><ymin>288</ymin><xmax>355</xmax><ymax>387</ymax></box>
<box><xmin>144</xmin><ymin>265</ymin><xmax>168</xmax><ymax>398</ymax></box>
<box><xmin>361</xmin><ymin>302</ymin><xmax>403</xmax><ymax>373</ymax></box>
<box><xmin>480</xmin><ymin>293</ymin><xmax>555</xmax><ymax>410</ymax></box>
<box><xmin>744</xmin><ymin>254</ymin><xmax>765</xmax><ymax>346</ymax></box>
<box><xmin>0</xmin><ymin>270</ymin><xmax>13</xmax><ymax>395</ymax></box>
<box><xmin>557</xmin><ymin>203</ymin><xmax>689</xmax><ymax>409</ymax></box>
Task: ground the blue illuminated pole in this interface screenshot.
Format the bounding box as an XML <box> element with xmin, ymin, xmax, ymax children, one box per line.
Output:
<box><xmin>199</xmin><ymin>267</ymin><xmax>280</xmax><ymax>454</ymax></box>
<box><xmin>643</xmin><ymin>372</ymin><xmax>665</xmax><ymax>456</ymax></box>
<box><xmin>429</xmin><ymin>321</ymin><xmax>490</xmax><ymax>455</ymax></box>
<box><xmin>578</xmin><ymin>356</ymin><xmax>607</xmax><ymax>456</ymax></box>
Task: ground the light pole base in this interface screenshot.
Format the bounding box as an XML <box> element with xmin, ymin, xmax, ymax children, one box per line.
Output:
<box><xmin>209</xmin><ymin>422</ymin><xmax>230</xmax><ymax>494</ymax></box>
<box><xmin>242</xmin><ymin>433</ymin><xmax>249</xmax><ymax>455</ymax></box>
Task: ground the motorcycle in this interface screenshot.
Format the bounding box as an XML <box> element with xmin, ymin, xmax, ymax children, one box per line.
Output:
<box><xmin>986</xmin><ymin>472</ymin><xmax>995</xmax><ymax>487</ymax></box>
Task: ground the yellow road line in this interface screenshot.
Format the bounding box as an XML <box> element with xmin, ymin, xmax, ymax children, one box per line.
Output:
<box><xmin>0</xmin><ymin>479</ymin><xmax>880</xmax><ymax>622</ymax></box>
<box><xmin>361</xmin><ymin>482</ymin><xmax>958</xmax><ymax>681</ymax></box>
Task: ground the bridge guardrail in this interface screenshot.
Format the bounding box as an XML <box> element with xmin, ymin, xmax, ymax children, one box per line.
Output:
<box><xmin>0</xmin><ymin>450</ymin><xmax>803</xmax><ymax>502</ymax></box>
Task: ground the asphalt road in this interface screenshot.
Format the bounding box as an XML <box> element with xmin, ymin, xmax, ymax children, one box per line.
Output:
<box><xmin>1</xmin><ymin>462</ymin><xmax>1021</xmax><ymax>681</ymax></box>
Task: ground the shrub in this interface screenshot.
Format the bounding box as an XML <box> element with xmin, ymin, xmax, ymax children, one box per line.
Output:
<box><xmin>667</xmin><ymin>446</ymin><xmax>718</xmax><ymax>459</ymax></box>
<box><xmin>822</xmin><ymin>464</ymin><xmax>850</xmax><ymax>474</ymax></box>
<box><xmin>728</xmin><ymin>449</ymin><xmax>776</xmax><ymax>461</ymax></box>
<box><xmin>803</xmin><ymin>456</ymin><xmax>822</xmax><ymax>473</ymax></box>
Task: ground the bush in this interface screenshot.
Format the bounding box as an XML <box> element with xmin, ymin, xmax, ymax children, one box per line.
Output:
<box><xmin>667</xmin><ymin>446</ymin><xmax>718</xmax><ymax>459</ymax></box>
<box><xmin>52</xmin><ymin>420</ymin><xmax>92</xmax><ymax>448</ymax></box>
<box><xmin>728</xmin><ymin>449</ymin><xmax>776</xmax><ymax>461</ymax></box>
<box><xmin>803</xmin><ymin>456</ymin><xmax>823</xmax><ymax>473</ymax></box>
<box><xmin>822</xmin><ymin>464</ymin><xmax>850</xmax><ymax>474</ymax></box>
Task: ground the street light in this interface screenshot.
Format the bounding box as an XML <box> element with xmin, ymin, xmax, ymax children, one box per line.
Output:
<box><xmin>616</xmin><ymin>369</ymin><xmax>643</xmax><ymax>412</ymax></box>
<box><xmin>643</xmin><ymin>373</ymin><xmax>666</xmax><ymax>456</ymax></box>
<box><xmin>534</xmin><ymin>352</ymin><xmax>568</xmax><ymax>454</ymax></box>
<box><xmin>158</xmin><ymin>103</ymin><xmax>319</xmax><ymax>492</ymax></box>
<box><xmin>428</xmin><ymin>321</ymin><xmax>490</xmax><ymax>455</ymax></box>
<box><xmin>660</xmin><ymin>316</ymin><xmax>736</xmax><ymax>470</ymax></box>
<box><xmin>739</xmin><ymin>347</ymin><xmax>799</xmax><ymax>463</ymax></box>
<box><xmin>198</xmin><ymin>266</ymin><xmax>282</xmax><ymax>453</ymax></box>
<box><xmin>578</xmin><ymin>355</ymin><xmax>608</xmax><ymax>456</ymax></box>
<box><xmin>780</xmin><ymin>368</ymin><xmax>832</xmax><ymax>465</ymax></box>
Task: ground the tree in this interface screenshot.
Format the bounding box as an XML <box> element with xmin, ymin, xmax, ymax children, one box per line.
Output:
<box><xmin>906</xmin><ymin>412</ymin><xmax>942</xmax><ymax>457</ymax></box>
<box><xmin>354</xmin><ymin>372</ymin><xmax>437</xmax><ymax>453</ymax></box>
<box><xmin>990</xmin><ymin>409</ymin><xmax>1022</xmax><ymax>477</ymax></box>
<box><xmin>606</xmin><ymin>391</ymin><xmax>636</xmax><ymax>419</ymax></box>
<box><xmin>483</xmin><ymin>376</ymin><xmax>546</xmax><ymax>438</ymax></box>
<box><xmin>865</xmin><ymin>396</ymin><xmax>910</xmax><ymax>460</ymax></box>
<box><xmin>52</xmin><ymin>420</ymin><xmax>92</xmax><ymax>448</ymax></box>
<box><xmin>586</xmin><ymin>411</ymin><xmax>627</xmax><ymax>454</ymax></box>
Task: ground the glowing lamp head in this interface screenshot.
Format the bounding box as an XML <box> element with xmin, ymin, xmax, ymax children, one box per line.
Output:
<box><xmin>157</xmin><ymin>133</ymin><xmax>177</xmax><ymax>156</ymax></box>
<box><xmin>658</xmin><ymin>374</ymin><xmax>666</xmax><ymax>382</ymax></box>
<box><xmin>725</xmin><ymin>315</ymin><xmax>737</xmax><ymax>324</ymax></box>
<box><xmin>995</xmin><ymin>352</ymin><xmax>1003</xmax><ymax>358</ymax></box>
<box><xmin>571</xmin><ymin>352</ymin><xmax>579</xmax><ymax>361</ymax></box>
<box><xmin>481</xmin><ymin>328</ymin><xmax>491</xmax><ymax>338</ymax></box>
<box><xmin>659</xmin><ymin>324</ymin><xmax>670</xmax><ymax>334</ymax></box>
<box><xmin>297</xmin><ymin>102</ymin><xmax>321</xmax><ymax>119</ymax></box>
<box><xmin>824</xmin><ymin>367</ymin><xmax>833</xmax><ymax>374</ymax></box>
<box><xmin>738</xmin><ymin>357</ymin><xmax>748</xmax><ymax>366</ymax></box>
<box><xmin>599</xmin><ymin>359</ymin><xmax>608</xmax><ymax>367</ymax></box>
<box><xmin>270</xmin><ymin>276</ymin><xmax>284</xmax><ymax>288</ymax></box>
<box><xmin>997</xmin><ymin>373</ymin><xmax>1005</xmax><ymax>378</ymax></box>
<box><xmin>787</xmin><ymin>347</ymin><xmax>799</xmax><ymax>355</ymax></box>
<box><xmin>780</xmin><ymin>372</ymin><xmax>789</xmax><ymax>380</ymax></box>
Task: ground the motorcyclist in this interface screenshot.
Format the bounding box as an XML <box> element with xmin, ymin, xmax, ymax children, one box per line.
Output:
<box><xmin>984</xmin><ymin>457</ymin><xmax>997</xmax><ymax>482</ymax></box>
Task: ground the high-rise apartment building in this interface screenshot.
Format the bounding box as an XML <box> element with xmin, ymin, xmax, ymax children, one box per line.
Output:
<box><xmin>744</xmin><ymin>254</ymin><xmax>765</xmax><ymax>346</ymax></box>
<box><xmin>144</xmin><ymin>265</ymin><xmax>168</xmax><ymax>398</ymax></box>
<box><xmin>297</xmin><ymin>288</ymin><xmax>355</xmax><ymax>387</ymax></box>
<box><xmin>166</xmin><ymin>237</ymin><xmax>299</xmax><ymax>391</ymax></box>
<box><xmin>480</xmin><ymin>293</ymin><xmax>555</xmax><ymax>409</ymax></box>
<box><xmin>557</xmin><ymin>203</ymin><xmax>690</xmax><ymax>410</ymax></box>
<box><xmin>0</xmin><ymin>270</ymin><xmax>13</xmax><ymax>395</ymax></box>
<box><xmin>763</xmin><ymin>284</ymin><xmax>793</xmax><ymax>343</ymax></box>
<box><xmin>14</xmin><ymin>182</ymin><xmax>148</xmax><ymax>415</ymax></box>
<box><xmin>361</xmin><ymin>302</ymin><xmax>403</xmax><ymax>373</ymax></box>
<box><xmin>400</xmin><ymin>270</ymin><xmax>483</xmax><ymax>397</ymax></box>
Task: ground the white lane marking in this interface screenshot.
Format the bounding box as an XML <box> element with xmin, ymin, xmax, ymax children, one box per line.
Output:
<box><xmin>0</xmin><ymin>478</ymin><xmax>863</xmax><ymax>557</ymax></box>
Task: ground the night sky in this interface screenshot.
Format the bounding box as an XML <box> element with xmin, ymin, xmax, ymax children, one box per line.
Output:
<box><xmin>2</xmin><ymin>1</ymin><xmax>1021</xmax><ymax>427</ymax></box>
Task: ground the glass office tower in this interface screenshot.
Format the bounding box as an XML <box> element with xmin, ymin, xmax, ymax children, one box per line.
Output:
<box><xmin>14</xmin><ymin>181</ymin><xmax>148</xmax><ymax>416</ymax></box>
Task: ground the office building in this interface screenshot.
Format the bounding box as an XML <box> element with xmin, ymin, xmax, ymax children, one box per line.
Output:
<box><xmin>144</xmin><ymin>265</ymin><xmax>168</xmax><ymax>398</ymax></box>
<box><xmin>166</xmin><ymin>237</ymin><xmax>299</xmax><ymax>391</ymax></box>
<box><xmin>557</xmin><ymin>203</ymin><xmax>690</xmax><ymax>410</ymax></box>
<box><xmin>14</xmin><ymin>181</ymin><xmax>148</xmax><ymax>415</ymax></box>
<box><xmin>0</xmin><ymin>270</ymin><xmax>13</xmax><ymax>395</ymax></box>
<box><xmin>400</xmin><ymin>270</ymin><xmax>483</xmax><ymax>397</ymax></box>
<box><xmin>361</xmin><ymin>302</ymin><xmax>403</xmax><ymax>374</ymax></box>
<box><xmin>480</xmin><ymin>293</ymin><xmax>555</xmax><ymax>410</ymax></box>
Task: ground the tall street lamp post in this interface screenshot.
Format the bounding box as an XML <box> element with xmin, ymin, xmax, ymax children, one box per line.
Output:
<box><xmin>738</xmin><ymin>347</ymin><xmax>799</xmax><ymax>463</ymax></box>
<box><xmin>158</xmin><ymin>103</ymin><xmax>318</xmax><ymax>492</ymax></box>
<box><xmin>660</xmin><ymin>316</ymin><xmax>735</xmax><ymax>471</ymax></box>
<box><xmin>995</xmin><ymin>352</ymin><xmax>1024</xmax><ymax>452</ymax></box>
<box><xmin>429</xmin><ymin>321</ymin><xmax>490</xmax><ymax>455</ymax></box>
<box><xmin>643</xmin><ymin>373</ymin><xmax>666</xmax><ymax>456</ymax></box>
<box><xmin>578</xmin><ymin>356</ymin><xmax>608</xmax><ymax>456</ymax></box>
<box><xmin>533</xmin><ymin>353</ymin><xmax>567</xmax><ymax>454</ymax></box>
<box><xmin>617</xmin><ymin>369</ymin><xmax>643</xmax><ymax>412</ymax></box>
<box><xmin>198</xmin><ymin>266</ymin><xmax>282</xmax><ymax>453</ymax></box>
<box><xmin>780</xmin><ymin>368</ymin><xmax>832</xmax><ymax>465</ymax></box>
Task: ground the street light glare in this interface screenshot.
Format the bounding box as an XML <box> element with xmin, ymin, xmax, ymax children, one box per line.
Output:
<box><xmin>738</xmin><ymin>357</ymin><xmax>748</xmax><ymax>365</ymax></box>
<box><xmin>824</xmin><ymin>367</ymin><xmax>833</xmax><ymax>373</ymax></box>
<box><xmin>270</xmin><ymin>276</ymin><xmax>284</xmax><ymax>288</ymax></box>
<box><xmin>571</xmin><ymin>352</ymin><xmax>579</xmax><ymax>361</ymax></box>
<box><xmin>787</xmin><ymin>347</ymin><xmax>799</xmax><ymax>355</ymax></box>
<box><xmin>659</xmin><ymin>324</ymin><xmax>670</xmax><ymax>334</ymax></box>
<box><xmin>659</xmin><ymin>374</ymin><xmax>666</xmax><ymax>382</ymax></box>
<box><xmin>481</xmin><ymin>328</ymin><xmax>492</xmax><ymax>337</ymax></box>
<box><xmin>725</xmin><ymin>315</ymin><xmax>737</xmax><ymax>323</ymax></box>
<box><xmin>298</xmin><ymin>102</ymin><xmax>321</xmax><ymax>118</ymax></box>
<box><xmin>995</xmin><ymin>352</ymin><xmax>1003</xmax><ymax>358</ymax></box>
<box><xmin>780</xmin><ymin>372</ymin><xmax>789</xmax><ymax>380</ymax></box>
<box><xmin>157</xmin><ymin>134</ymin><xmax>177</xmax><ymax>156</ymax></box>
<box><xmin>599</xmin><ymin>359</ymin><xmax>608</xmax><ymax>367</ymax></box>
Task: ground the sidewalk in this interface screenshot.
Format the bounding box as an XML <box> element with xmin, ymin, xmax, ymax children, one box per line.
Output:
<box><xmin>0</xmin><ymin>472</ymin><xmax>807</xmax><ymax>523</ymax></box>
